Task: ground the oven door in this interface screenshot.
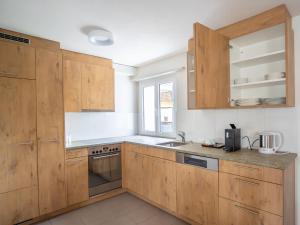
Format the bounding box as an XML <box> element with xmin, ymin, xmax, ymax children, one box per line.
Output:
<box><xmin>88</xmin><ymin>152</ymin><xmax>122</xmax><ymax>196</ymax></box>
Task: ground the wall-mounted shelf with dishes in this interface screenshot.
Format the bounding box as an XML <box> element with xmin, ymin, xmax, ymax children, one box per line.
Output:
<box><xmin>229</xmin><ymin>23</ymin><xmax>293</xmax><ymax>108</ymax></box>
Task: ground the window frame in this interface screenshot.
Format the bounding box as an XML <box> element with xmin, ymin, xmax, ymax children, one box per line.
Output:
<box><xmin>139</xmin><ymin>76</ymin><xmax>177</xmax><ymax>138</ymax></box>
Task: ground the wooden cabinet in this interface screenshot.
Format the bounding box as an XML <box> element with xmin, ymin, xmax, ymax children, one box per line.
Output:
<box><xmin>150</xmin><ymin>156</ymin><xmax>176</xmax><ymax>212</ymax></box>
<box><xmin>81</xmin><ymin>63</ymin><xmax>114</xmax><ymax>110</ymax></box>
<box><xmin>36</xmin><ymin>48</ymin><xmax>67</xmax><ymax>215</ymax></box>
<box><xmin>188</xmin><ymin>23</ymin><xmax>230</xmax><ymax>109</ymax></box>
<box><xmin>176</xmin><ymin>163</ymin><xmax>218</xmax><ymax>225</ymax></box>
<box><xmin>188</xmin><ymin>5</ymin><xmax>294</xmax><ymax>109</ymax></box>
<box><xmin>0</xmin><ymin>40</ymin><xmax>35</xmax><ymax>79</ymax></box>
<box><xmin>0</xmin><ymin>77</ymin><xmax>38</xmax><ymax>225</ymax></box>
<box><xmin>62</xmin><ymin>50</ymin><xmax>115</xmax><ymax>112</ymax></box>
<box><xmin>0</xmin><ymin>187</ymin><xmax>39</xmax><ymax>225</ymax></box>
<box><xmin>219</xmin><ymin>159</ymin><xmax>295</xmax><ymax>225</ymax></box>
<box><xmin>123</xmin><ymin>144</ymin><xmax>177</xmax><ymax>213</ymax></box>
<box><xmin>194</xmin><ymin>22</ymin><xmax>230</xmax><ymax>109</ymax></box>
<box><xmin>63</xmin><ymin>59</ymin><xmax>82</xmax><ymax>112</ymax></box>
<box><xmin>219</xmin><ymin>197</ymin><xmax>283</xmax><ymax>225</ymax></box>
<box><xmin>66</xmin><ymin>151</ymin><xmax>89</xmax><ymax>206</ymax></box>
<box><xmin>219</xmin><ymin>172</ymin><xmax>283</xmax><ymax>215</ymax></box>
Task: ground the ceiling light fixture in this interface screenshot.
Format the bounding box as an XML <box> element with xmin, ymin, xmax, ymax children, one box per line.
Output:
<box><xmin>88</xmin><ymin>28</ymin><xmax>114</xmax><ymax>46</ymax></box>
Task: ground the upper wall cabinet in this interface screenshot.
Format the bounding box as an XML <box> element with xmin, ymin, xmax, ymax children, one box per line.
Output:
<box><xmin>188</xmin><ymin>5</ymin><xmax>294</xmax><ymax>109</ymax></box>
<box><xmin>62</xmin><ymin>50</ymin><xmax>115</xmax><ymax>112</ymax></box>
<box><xmin>188</xmin><ymin>23</ymin><xmax>230</xmax><ymax>109</ymax></box>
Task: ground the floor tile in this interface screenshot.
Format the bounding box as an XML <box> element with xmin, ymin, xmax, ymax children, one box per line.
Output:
<box><xmin>36</xmin><ymin>193</ymin><xmax>189</xmax><ymax>225</ymax></box>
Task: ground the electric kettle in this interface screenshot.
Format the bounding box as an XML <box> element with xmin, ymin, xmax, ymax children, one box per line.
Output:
<box><xmin>258</xmin><ymin>131</ymin><xmax>282</xmax><ymax>154</ymax></box>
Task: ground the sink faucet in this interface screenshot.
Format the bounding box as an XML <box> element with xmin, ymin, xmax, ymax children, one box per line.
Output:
<box><xmin>177</xmin><ymin>131</ymin><xmax>186</xmax><ymax>143</ymax></box>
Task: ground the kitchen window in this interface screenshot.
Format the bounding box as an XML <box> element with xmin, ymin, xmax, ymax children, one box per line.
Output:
<box><xmin>139</xmin><ymin>77</ymin><xmax>176</xmax><ymax>137</ymax></box>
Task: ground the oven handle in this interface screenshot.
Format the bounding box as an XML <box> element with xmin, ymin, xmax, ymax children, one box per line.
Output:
<box><xmin>91</xmin><ymin>153</ymin><xmax>120</xmax><ymax>160</ymax></box>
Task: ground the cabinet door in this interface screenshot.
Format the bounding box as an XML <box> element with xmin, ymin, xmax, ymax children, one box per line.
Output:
<box><xmin>149</xmin><ymin>157</ymin><xmax>177</xmax><ymax>212</ymax></box>
<box><xmin>36</xmin><ymin>49</ymin><xmax>66</xmax><ymax>215</ymax></box>
<box><xmin>219</xmin><ymin>197</ymin><xmax>283</xmax><ymax>225</ymax></box>
<box><xmin>124</xmin><ymin>150</ymin><xmax>144</xmax><ymax>195</ymax></box>
<box><xmin>0</xmin><ymin>41</ymin><xmax>35</xmax><ymax>79</ymax></box>
<box><xmin>0</xmin><ymin>186</ymin><xmax>39</xmax><ymax>225</ymax></box>
<box><xmin>81</xmin><ymin>63</ymin><xmax>115</xmax><ymax>111</ymax></box>
<box><xmin>63</xmin><ymin>59</ymin><xmax>82</xmax><ymax>112</ymax></box>
<box><xmin>176</xmin><ymin>163</ymin><xmax>218</xmax><ymax>225</ymax></box>
<box><xmin>194</xmin><ymin>23</ymin><xmax>230</xmax><ymax>108</ymax></box>
<box><xmin>66</xmin><ymin>157</ymin><xmax>89</xmax><ymax>205</ymax></box>
<box><xmin>0</xmin><ymin>77</ymin><xmax>37</xmax><ymax>193</ymax></box>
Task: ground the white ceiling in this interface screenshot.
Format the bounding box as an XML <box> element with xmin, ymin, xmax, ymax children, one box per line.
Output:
<box><xmin>1</xmin><ymin>0</ymin><xmax>300</xmax><ymax>66</ymax></box>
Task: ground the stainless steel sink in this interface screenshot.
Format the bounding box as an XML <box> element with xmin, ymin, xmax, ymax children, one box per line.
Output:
<box><xmin>156</xmin><ymin>141</ymin><xmax>187</xmax><ymax>147</ymax></box>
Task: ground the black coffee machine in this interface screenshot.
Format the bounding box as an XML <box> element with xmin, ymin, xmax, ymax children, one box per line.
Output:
<box><xmin>223</xmin><ymin>124</ymin><xmax>241</xmax><ymax>152</ymax></box>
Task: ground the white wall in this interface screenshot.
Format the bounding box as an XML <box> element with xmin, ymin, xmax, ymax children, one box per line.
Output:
<box><xmin>65</xmin><ymin>73</ymin><xmax>138</xmax><ymax>141</ymax></box>
<box><xmin>137</xmin><ymin>15</ymin><xmax>300</xmax><ymax>224</ymax></box>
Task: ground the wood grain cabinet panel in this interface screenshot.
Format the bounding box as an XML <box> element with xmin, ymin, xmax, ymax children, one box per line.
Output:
<box><xmin>176</xmin><ymin>163</ymin><xmax>218</xmax><ymax>225</ymax></box>
<box><xmin>66</xmin><ymin>157</ymin><xmax>89</xmax><ymax>205</ymax></box>
<box><xmin>63</xmin><ymin>59</ymin><xmax>82</xmax><ymax>112</ymax></box>
<box><xmin>0</xmin><ymin>186</ymin><xmax>39</xmax><ymax>225</ymax></box>
<box><xmin>62</xmin><ymin>50</ymin><xmax>115</xmax><ymax>112</ymax></box>
<box><xmin>36</xmin><ymin>48</ymin><xmax>66</xmax><ymax>215</ymax></box>
<box><xmin>124</xmin><ymin>144</ymin><xmax>177</xmax><ymax>212</ymax></box>
<box><xmin>81</xmin><ymin>63</ymin><xmax>115</xmax><ymax>111</ymax></box>
<box><xmin>124</xmin><ymin>149</ymin><xmax>144</xmax><ymax>196</ymax></box>
<box><xmin>149</xmin><ymin>157</ymin><xmax>177</xmax><ymax>212</ymax></box>
<box><xmin>219</xmin><ymin>160</ymin><xmax>283</xmax><ymax>184</ymax></box>
<box><xmin>219</xmin><ymin>172</ymin><xmax>283</xmax><ymax>216</ymax></box>
<box><xmin>0</xmin><ymin>77</ymin><xmax>37</xmax><ymax>193</ymax></box>
<box><xmin>66</xmin><ymin>148</ymin><xmax>88</xmax><ymax>160</ymax></box>
<box><xmin>219</xmin><ymin>197</ymin><xmax>283</xmax><ymax>225</ymax></box>
<box><xmin>0</xmin><ymin>41</ymin><xmax>35</xmax><ymax>79</ymax></box>
<box><xmin>192</xmin><ymin>23</ymin><xmax>230</xmax><ymax>109</ymax></box>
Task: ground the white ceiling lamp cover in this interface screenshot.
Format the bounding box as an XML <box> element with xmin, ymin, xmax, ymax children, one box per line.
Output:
<box><xmin>88</xmin><ymin>29</ymin><xmax>114</xmax><ymax>46</ymax></box>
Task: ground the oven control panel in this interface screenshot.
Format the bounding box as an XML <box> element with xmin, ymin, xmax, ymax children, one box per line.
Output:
<box><xmin>88</xmin><ymin>144</ymin><xmax>121</xmax><ymax>156</ymax></box>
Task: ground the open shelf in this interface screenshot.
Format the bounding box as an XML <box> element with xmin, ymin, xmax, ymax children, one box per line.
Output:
<box><xmin>231</xmin><ymin>78</ymin><xmax>286</xmax><ymax>89</ymax></box>
<box><xmin>231</xmin><ymin>50</ymin><xmax>285</xmax><ymax>68</ymax></box>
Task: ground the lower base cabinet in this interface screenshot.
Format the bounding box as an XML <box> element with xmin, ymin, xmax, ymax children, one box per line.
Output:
<box><xmin>176</xmin><ymin>163</ymin><xmax>218</xmax><ymax>225</ymax></box>
<box><xmin>66</xmin><ymin>153</ymin><xmax>89</xmax><ymax>206</ymax></box>
<box><xmin>219</xmin><ymin>197</ymin><xmax>283</xmax><ymax>225</ymax></box>
<box><xmin>124</xmin><ymin>145</ymin><xmax>177</xmax><ymax>213</ymax></box>
<box><xmin>0</xmin><ymin>186</ymin><xmax>39</xmax><ymax>225</ymax></box>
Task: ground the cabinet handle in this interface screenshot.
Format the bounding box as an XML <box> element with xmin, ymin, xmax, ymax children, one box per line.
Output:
<box><xmin>235</xmin><ymin>177</ymin><xmax>259</xmax><ymax>186</ymax></box>
<box><xmin>0</xmin><ymin>70</ymin><xmax>16</xmax><ymax>76</ymax></box>
<box><xmin>234</xmin><ymin>204</ymin><xmax>259</xmax><ymax>215</ymax></box>
<box><xmin>234</xmin><ymin>164</ymin><xmax>260</xmax><ymax>171</ymax></box>
<box><xmin>39</xmin><ymin>139</ymin><xmax>59</xmax><ymax>143</ymax></box>
<box><xmin>15</xmin><ymin>140</ymin><xmax>33</xmax><ymax>145</ymax></box>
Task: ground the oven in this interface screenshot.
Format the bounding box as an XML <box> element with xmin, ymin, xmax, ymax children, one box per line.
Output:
<box><xmin>88</xmin><ymin>144</ymin><xmax>122</xmax><ymax>196</ymax></box>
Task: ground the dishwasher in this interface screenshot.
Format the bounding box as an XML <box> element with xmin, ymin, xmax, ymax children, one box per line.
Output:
<box><xmin>176</xmin><ymin>152</ymin><xmax>219</xmax><ymax>225</ymax></box>
<box><xmin>176</xmin><ymin>152</ymin><xmax>218</xmax><ymax>170</ymax></box>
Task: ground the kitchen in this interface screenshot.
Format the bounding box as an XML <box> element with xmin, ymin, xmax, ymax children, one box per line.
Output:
<box><xmin>0</xmin><ymin>1</ymin><xmax>300</xmax><ymax>225</ymax></box>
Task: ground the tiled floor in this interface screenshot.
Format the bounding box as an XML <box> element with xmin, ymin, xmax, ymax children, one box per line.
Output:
<box><xmin>36</xmin><ymin>193</ymin><xmax>189</xmax><ymax>225</ymax></box>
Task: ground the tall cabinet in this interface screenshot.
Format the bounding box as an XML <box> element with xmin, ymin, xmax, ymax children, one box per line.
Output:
<box><xmin>187</xmin><ymin>5</ymin><xmax>294</xmax><ymax>109</ymax></box>
<box><xmin>36</xmin><ymin>48</ymin><xmax>66</xmax><ymax>215</ymax></box>
<box><xmin>0</xmin><ymin>29</ymin><xmax>66</xmax><ymax>224</ymax></box>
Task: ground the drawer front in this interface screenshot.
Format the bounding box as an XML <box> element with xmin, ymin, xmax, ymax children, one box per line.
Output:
<box><xmin>66</xmin><ymin>148</ymin><xmax>88</xmax><ymax>159</ymax></box>
<box><xmin>126</xmin><ymin>143</ymin><xmax>176</xmax><ymax>161</ymax></box>
<box><xmin>220</xmin><ymin>160</ymin><xmax>283</xmax><ymax>184</ymax></box>
<box><xmin>219</xmin><ymin>172</ymin><xmax>283</xmax><ymax>215</ymax></box>
<box><xmin>219</xmin><ymin>197</ymin><xmax>283</xmax><ymax>225</ymax></box>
